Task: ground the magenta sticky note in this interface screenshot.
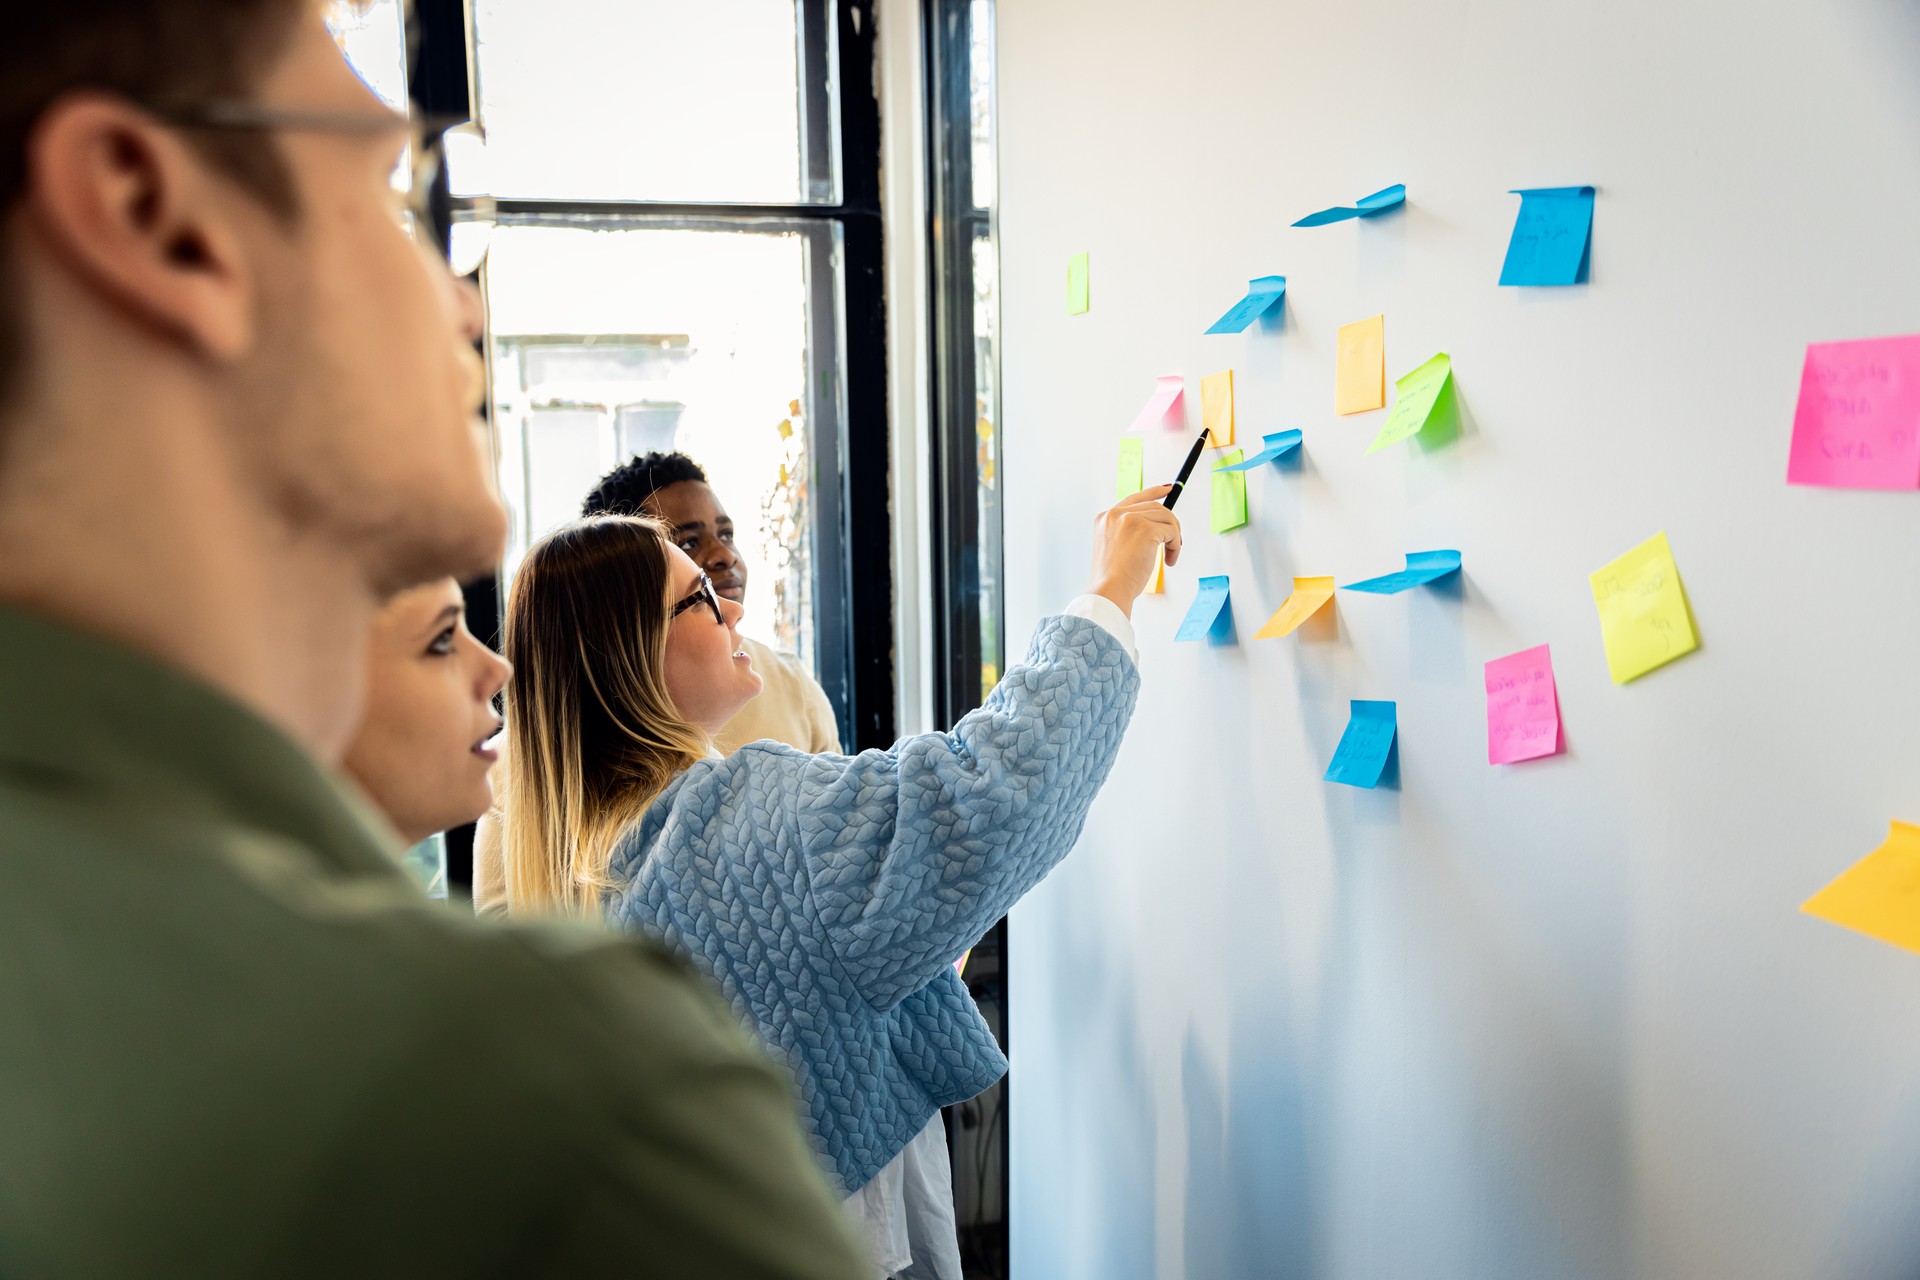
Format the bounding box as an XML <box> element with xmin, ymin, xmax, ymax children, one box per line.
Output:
<box><xmin>1787</xmin><ymin>335</ymin><xmax>1920</xmax><ymax>490</ymax></box>
<box><xmin>1485</xmin><ymin>644</ymin><xmax>1561</xmax><ymax>765</ymax></box>
<box><xmin>1128</xmin><ymin>374</ymin><xmax>1185</xmax><ymax>434</ymax></box>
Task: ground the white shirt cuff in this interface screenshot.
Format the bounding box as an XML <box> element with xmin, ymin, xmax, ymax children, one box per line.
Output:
<box><xmin>1061</xmin><ymin>593</ymin><xmax>1139</xmax><ymax>668</ymax></box>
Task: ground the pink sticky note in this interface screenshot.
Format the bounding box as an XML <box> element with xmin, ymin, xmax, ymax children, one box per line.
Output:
<box><xmin>1128</xmin><ymin>375</ymin><xmax>1185</xmax><ymax>434</ymax></box>
<box><xmin>1787</xmin><ymin>335</ymin><xmax>1920</xmax><ymax>490</ymax></box>
<box><xmin>1485</xmin><ymin>644</ymin><xmax>1561</xmax><ymax>765</ymax></box>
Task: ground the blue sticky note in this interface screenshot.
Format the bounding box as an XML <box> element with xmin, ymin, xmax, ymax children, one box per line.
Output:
<box><xmin>1174</xmin><ymin>575</ymin><xmax>1233</xmax><ymax>643</ymax></box>
<box><xmin>1213</xmin><ymin>430</ymin><xmax>1304</xmax><ymax>471</ymax></box>
<box><xmin>1292</xmin><ymin>183</ymin><xmax>1406</xmax><ymax>228</ymax></box>
<box><xmin>1204</xmin><ymin>276</ymin><xmax>1288</xmax><ymax>334</ymax></box>
<box><xmin>1341</xmin><ymin>549</ymin><xmax>1462</xmax><ymax>595</ymax></box>
<box><xmin>1499</xmin><ymin>187</ymin><xmax>1595</xmax><ymax>286</ymax></box>
<box><xmin>1325</xmin><ymin>700</ymin><xmax>1398</xmax><ymax>789</ymax></box>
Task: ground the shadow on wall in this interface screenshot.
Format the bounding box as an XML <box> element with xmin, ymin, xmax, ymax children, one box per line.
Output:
<box><xmin>1012</xmin><ymin>897</ymin><xmax>1159</xmax><ymax>1280</ymax></box>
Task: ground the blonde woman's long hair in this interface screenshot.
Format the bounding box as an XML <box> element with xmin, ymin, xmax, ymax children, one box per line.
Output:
<box><xmin>501</xmin><ymin>515</ymin><xmax>711</xmax><ymax>917</ymax></box>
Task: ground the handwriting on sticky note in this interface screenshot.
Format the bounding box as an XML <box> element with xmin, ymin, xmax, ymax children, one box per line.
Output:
<box><xmin>1368</xmin><ymin>353</ymin><xmax>1453</xmax><ymax>453</ymax></box>
<box><xmin>1341</xmin><ymin>549</ymin><xmax>1461</xmax><ymax>595</ymax></box>
<box><xmin>1067</xmin><ymin>252</ymin><xmax>1089</xmax><ymax>315</ymax></box>
<box><xmin>1201</xmin><ymin>370</ymin><xmax>1235</xmax><ymax>447</ymax></box>
<box><xmin>1211</xmin><ymin>450</ymin><xmax>1247</xmax><ymax>533</ymax></box>
<box><xmin>1786</xmin><ymin>335</ymin><xmax>1920</xmax><ymax>490</ymax></box>
<box><xmin>1129</xmin><ymin>375</ymin><xmax>1185</xmax><ymax>434</ymax></box>
<box><xmin>1499</xmin><ymin>187</ymin><xmax>1595</xmax><ymax>287</ymax></box>
<box><xmin>1205</xmin><ymin>276</ymin><xmax>1287</xmax><ymax>335</ymax></box>
<box><xmin>1253</xmin><ymin>577</ymin><xmax>1334</xmax><ymax>639</ymax></box>
<box><xmin>1485</xmin><ymin>644</ymin><xmax>1560</xmax><ymax>765</ymax></box>
<box><xmin>1292</xmin><ymin>184</ymin><xmax>1406</xmax><ymax>228</ymax></box>
<box><xmin>1589</xmin><ymin>532</ymin><xmax>1699</xmax><ymax>684</ymax></box>
<box><xmin>1336</xmin><ymin>315</ymin><xmax>1386</xmax><ymax>415</ymax></box>
<box><xmin>1214</xmin><ymin>430</ymin><xmax>1303</xmax><ymax>471</ymax></box>
<box><xmin>1117</xmin><ymin>438</ymin><xmax>1144</xmax><ymax>500</ymax></box>
<box><xmin>1325</xmin><ymin>700</ymin><xmax>1397</xmax><ymax>788</ymax></box>
<box><xmin>1174</xmin><ymin>575</ymin><xmax>1232</xmax><ymax>642</ymax></box>
<box><xmin>1801</xmin><ymin>821</ymin><xmax>1920</xmax><ymax>956</ymax></box>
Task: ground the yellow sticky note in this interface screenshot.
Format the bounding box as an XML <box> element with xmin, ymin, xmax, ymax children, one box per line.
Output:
<box><xmin>1802</xmin><ymin>822</ymin><xmax>1920</xmax><ymax>955</ymax></box>
<box><xmin>1148</xmin><ymin>547</ymin><xmax>1165</xmax><ymax>595</ymax></box>
<box><xmin>1254</xmin><ymin>576</ymin><xmax>1334</xmax><ymax>638</ymax></box>
<box><xmin>1589</xmin><ymin>532</ymin><xmax>1699</xmax><ymax>684</ymax></box>
<box><xmin>1200</xmin><ymin>370</ymin><xmax>1234</xmax><ymax>448</ymax></box>
<box><xmin>1335</xmin><ymin>315</ymin><xmax>1386</xmax><ymax>415</ymax></box>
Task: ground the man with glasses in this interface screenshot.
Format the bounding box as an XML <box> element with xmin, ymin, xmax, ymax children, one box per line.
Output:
<box><xmin>0</xmin><ymin>4</ymin><xmax>865</xmax><ymax>1276</ymax></box>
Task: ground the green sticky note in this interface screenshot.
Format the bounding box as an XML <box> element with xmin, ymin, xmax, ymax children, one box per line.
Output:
<box><xmin>1067</xmin><ymin>252</ymin><xmax>1090</xmax><ymax>315</ymax></box>
<box><xmin>1368</xmin><ymin>352</ymin><xmax>1454</xmax><ymax>454</ymax></box>
<box><xmin>1211</xmin><ymin>449</ymin><xmax>1247</xmax><ymax>532</ymax></box>
<box><xmin>1117</xmin><ymin>437</ymin><xmax>1144</xmax><ymax>499</ymax></box>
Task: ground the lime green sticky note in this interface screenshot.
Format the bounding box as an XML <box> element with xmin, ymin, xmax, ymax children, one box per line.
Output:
<box><xmin>1368</xmin><ymin>352</ymin><xmax>1453</xmax><ymax>454</ymax></box>
<box><xmin>1211</xmin><ymin>449</ymin><xmax>1247</xmax><ymax>533</ymax></box>
<box><xmin>1589</xmin><ymin>531</ymin><xmax>1699</xmax><ymax>683</ymax></box>
<box><xmin>1067</xmin><ymin>252</ymin><xmax>1090</xmax><ymax>315</ymax></box>
<box><xmin>1117</xmin><ymin>438</ymin><xmax>1144</xmax><ymax>499</ymax></box>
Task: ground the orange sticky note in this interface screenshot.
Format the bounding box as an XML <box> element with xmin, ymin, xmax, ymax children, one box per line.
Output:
<box><xmin>1201</xmin><ymin>370</ymin><xmax>1234</xmax><ymax>447</ymax></box>
<box><xmin>1148</xmin><ymin>547</ymin><xmax>1165</xmax><ymax>595</ymax></box>
<box><xmin>1253</xmin><ymin>576</ymin><xmax>1334</xmax><ymax>638</ymax></box>
<box><xmin>1336</xmin><ymin>315</ymin><xmax>1385</xmax><ymax>414</ymax></box>
<box><xmin>1802</xmin><ymin>821</ymin><xmax>1920</xmax><ymax>956</ymax></box>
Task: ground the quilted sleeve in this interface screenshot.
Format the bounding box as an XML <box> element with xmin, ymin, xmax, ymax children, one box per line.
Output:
<box><xmin>774</xmin><ymin>613</ymin><xmax>1139</xmax><ymax>1012</ymax></box>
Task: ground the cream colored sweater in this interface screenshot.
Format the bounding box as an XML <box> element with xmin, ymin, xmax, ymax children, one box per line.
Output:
<box><xmin>470</xmin><ymin>634</ymin><xmax>841</xmax><ymax>917</ymax></box>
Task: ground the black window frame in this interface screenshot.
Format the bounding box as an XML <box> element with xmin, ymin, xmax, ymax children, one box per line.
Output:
<box><xmin>415</xmin><ymin>0</ymin><xmax>895</xmax><ymax>756</ymax></box>
<box><xmin>925</xmin><ymin>0</ymin><xmax>1009</xmax><ymax>1274</ymax></box>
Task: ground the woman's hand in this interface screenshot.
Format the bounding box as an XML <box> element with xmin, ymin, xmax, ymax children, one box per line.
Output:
<box><xmin>1085</xmin><ymin>486</ymin><xmax>1184</xmax><ymax>617</ymax></box>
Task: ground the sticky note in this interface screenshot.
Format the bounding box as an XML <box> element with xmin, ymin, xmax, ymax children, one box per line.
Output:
<box><xmin>1802</xmin><ymin>822</ymin><xmax>1920</xmax><ymax>956</ymax></box>
<box><xmin>1253</xmin><ymin>576</ymin><xmax>1334</xmax><ymax>639</ymax></box>
<box><xmin>1342</xmin><ymin>549</ymin><xmax>1462</xmax><ymax>594</ymax></box>
<box><xmin>1067</xmin><ymin>252</ymin><xmax>1089</xmax><ymax>314</ymax></box>
<box><xmin>1117</xmin><ymin>438</ymin><xmax>1144</xmax><ymax>499</ymax></box>
<box><xmin>1292</xmin><ymin>183</ymin><xmax>1406</xmax><ymax>228</ymax></box>
<box><xmin>1786</xmin><ymin>335</ymin><xmax>1920</xmax><ymax>490</ymax></box>
<box><xmin>1589</xmin><ymin>532</ymin><xmax>1699</xmax><ymax>684</ymax></box>
<box><xmin>1174</xmin><ymin>575</ymin><xmax>1232</xmax><ymax>642</ymax></box>
<box><xmin>1205</xmin><ymin>276</ymin><xmax>1287</xmax><ymax>334</ymax></box>
<box><xmin>1485</xmin><ymin>644</ymin><xmax>1560</xmax><ymax>765</ymax></box>
<box><xmin>1148</xmin><ymin>546</ymin><xmax>1165</xmax><ymax>595</ymax></box>
<box><xmin>1325</xmin><ymin>700</ymin><xmax>1397</xmax><ymax>788</ymax></box>
<box><xmin>1368</xmin><ymin>353</ymin><xmax>1454</xmax><ymax>454</ymax></box>
<box><xmin>1499</xmin><ymin>187</ymin><xmax>1595</xmax><ymax>286</ymax></box>
<box><xmin>1336</xmin><ymin>315</ymin><xmax>1386</xmax><ymax>415</ymax></box>
<box><xmin>1211</xmin><ymin>450</ymin><xmax>1247</xmax><ymax>533</ymax></box>
<box><xmin>1214</xmin><ymin>430</ymin><xmax>1303</xmax><ymax>471</ymax></box>
<box><xmin>1201</xmin><ymin>370</ymin><xmax>1234</xmax><ymax>447</ymax></box>
<box><xmin>1129</xmin><ymin>375</ymin><xmax>1184</xmax><ymax>434</ymax></box>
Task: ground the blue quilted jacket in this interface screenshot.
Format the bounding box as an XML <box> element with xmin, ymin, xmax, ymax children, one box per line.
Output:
<box><xmin>603</xmin><ymin>614</ymin><xmax>1138</xmax><ymax>1193</ymax></box>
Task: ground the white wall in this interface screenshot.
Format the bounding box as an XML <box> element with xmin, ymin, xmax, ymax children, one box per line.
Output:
<box><xmin>996</xmin><ymin>0</ymin><xmax>1920</xmax><ymax>1277</ymax></box>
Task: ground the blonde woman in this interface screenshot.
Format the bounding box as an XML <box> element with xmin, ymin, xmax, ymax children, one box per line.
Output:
<box><xmin>499</xmin><ymin>492</ymin><xmax>1179</xmax><ymax>1278</ymax></box>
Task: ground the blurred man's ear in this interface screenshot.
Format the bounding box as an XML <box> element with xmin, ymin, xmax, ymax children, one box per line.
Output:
<box><xmin>23</xmin><ymin>94</ymin><xmax>256</xmax><ymax>362</ymax></box>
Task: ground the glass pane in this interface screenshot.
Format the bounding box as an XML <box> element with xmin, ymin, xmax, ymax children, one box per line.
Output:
<box><xmin>485</xmin><ymin>223</ymin><xmax>821</xmax><ymax>669</ymax></box>
<box><xmin>326</xmin><ymin>0</ymin><xmax>409</xmax><ymax>112</ymax></box>
<box><xmin>972</xmin><ymin>231</ymin><xmax>1002</xmax><ymax>703</ymax></box>
<box><xmin>472</xmin><ymin>0</ymin><xmax>827</xmax><ymax>204</ymax></box>
<box><xmin>968</xmin><ymin>0</ymin><xmax>996</xmax><ymax>209</ymax></box>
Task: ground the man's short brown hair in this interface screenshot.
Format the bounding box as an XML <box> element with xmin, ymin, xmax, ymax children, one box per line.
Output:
<box><xmin>0</xmin><ymin>0</ymin><xmax>314</xmax><ymax>411</ymax></box>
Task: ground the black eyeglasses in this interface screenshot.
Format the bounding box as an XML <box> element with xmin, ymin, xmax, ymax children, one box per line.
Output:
<box><xmin>670</xmin><ymin>573</ymin><xmax>726</xmax><ymax>628</ymax></box>
<box><xmin>146</xmin><ymin>101</ymin><xmax>495</xmax><ymax>275</ymax></box>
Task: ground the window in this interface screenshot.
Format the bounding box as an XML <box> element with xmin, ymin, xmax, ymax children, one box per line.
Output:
<box><xmin>926</xmin><ymin>1</ymin><xmax>1005</xmax><ymax>1271</ymax></box>
<box><xmin>462</xmin><ymin>0</ymin><xmax>893</xmax><ymax>750</ymax></box>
